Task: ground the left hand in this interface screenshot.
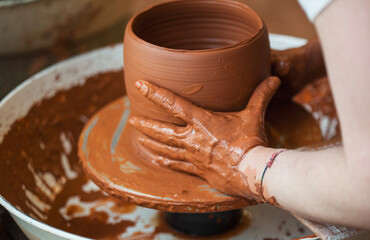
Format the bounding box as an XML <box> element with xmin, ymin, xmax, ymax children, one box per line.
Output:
<box><xmin>270</xmin><ymin>38</ymin><xmax>326</xmax><ymax>101</ymax></box>
<box><xmin>129</xmin><ymin>77</ymin><xmax>280</xmax><ymax>200</ymax></box>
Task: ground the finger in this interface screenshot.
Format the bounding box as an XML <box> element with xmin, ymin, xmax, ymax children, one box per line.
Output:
<box><xmin>272</xmin><ymin>58</ymin><xmax>291</xmax><ymax>76</ymax></box>
<box><xmin>243</xmin><ymin>76</ymin><xmax>281</xmax><ymax>118</ymax></box>
<box><xmin>129</xmin><ymin>116</ymin><xmax>187</xmax><ymax>147</ymax></box>
<box><xmin>135</xmin><ymin>80</ymin><xmax>207</xmax><ymax>124</ymax></box>
<box><xmin>138</xmin><ymin>135</ymin><xmax>187</xmax><ymax>160</ymax></box>
<box><xmin>153</xmin><ymin>155</ymin><xmax>202</xmax><ymax>176</ymax></box>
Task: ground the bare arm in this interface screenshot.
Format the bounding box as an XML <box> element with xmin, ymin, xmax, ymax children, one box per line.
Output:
<box><xmin>241</xmin><ymin>146</ymin><xmax>370</xmax><ymax>229</ymax></box>
<box><xmin>241</xmin><ymin>0</ymin><xmax>370</xmax><ymax>229</ymax></box>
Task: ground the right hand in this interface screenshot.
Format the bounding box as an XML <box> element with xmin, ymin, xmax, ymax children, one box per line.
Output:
<box><xmin>129</xmin><ymin>77</ymin><xmax>281</xmax><ymax>200</ymax></box>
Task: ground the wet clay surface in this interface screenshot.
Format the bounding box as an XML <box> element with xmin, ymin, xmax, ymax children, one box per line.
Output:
<box><xmin>0</xmin><ymin>71</ymin><xmax>137</xmax><ymax>239</ymax></box>
<box><xmin>0</xmin><ymin>70</ymin><xmax>338</xmax><ymax>239</ymax></box>
<box><xmin>79</xmin><ymin>97</ymin><xmax>256</xmax><ymax>212</ymax></box>
<box><xmin>124</xmin><ymin>0</ymin><xmax>271</xmax><ymax>126</ymax></box>
<box><xmin>293</xmin><ymin>76</ymin><xmax>340</xmax><ymax>141</ymax></box>
<box><xmin>104</xmin><ymin>0</ymin><xmax>271</xmax><ymax>210</ymax></box>
<box><xmin>79</xmin><ymin>73</ymin><xmax>337</xmax><ymax>213</ymax></box>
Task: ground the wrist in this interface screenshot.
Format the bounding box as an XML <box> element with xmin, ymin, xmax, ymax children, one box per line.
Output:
<box><xmin>238</xmin><ymin>146</ymin><xmax>271</xmax><ymax>201</ymax></box>
<box><xmin>238</xmin><ymin>146</ymin><xmax>286</xmax><ymax>203</ymax></box>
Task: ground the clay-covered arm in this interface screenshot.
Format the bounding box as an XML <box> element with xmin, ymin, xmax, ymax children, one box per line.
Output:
<box><xmin>245</xmin><ymin>0</ymin><xmax>370</xmax><ymax>230</ymax></box>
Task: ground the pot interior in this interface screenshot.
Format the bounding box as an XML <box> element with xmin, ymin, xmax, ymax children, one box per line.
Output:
<box><xmin>132</xmin><ymin>0</ymin><xmax>262</xmax><ymax>50</ymax></box>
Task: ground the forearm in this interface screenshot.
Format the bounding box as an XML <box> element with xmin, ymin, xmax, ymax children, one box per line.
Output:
<box><xmin>239</xmin><ymin>146</ymin><xmax>370</xmax><ymax>229</ymax></box>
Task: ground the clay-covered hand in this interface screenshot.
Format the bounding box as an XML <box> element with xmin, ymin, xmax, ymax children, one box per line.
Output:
<box><xmin>271</xmin><ymin>38</ymin><xmax>325</xmax><ymax>98</ymax></box>
<box><xmin>129</xmin><ymin>77</ymin><xmax>280</xmax><ymax>200</ymax></box>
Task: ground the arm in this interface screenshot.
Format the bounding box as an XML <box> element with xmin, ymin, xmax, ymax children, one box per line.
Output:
<box><xmin>243</xmin><ymin>0</ymin><xmax>370</xmax><ymax>229</ymax></box>
<box><xmin>241</xmin><ymin>146</ymin><xmax>370</xmax><ymax>229</ymax></box>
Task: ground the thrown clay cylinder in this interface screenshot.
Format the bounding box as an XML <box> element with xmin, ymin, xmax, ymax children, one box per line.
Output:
<box><xmin>124</xmin><ymin>0</ymin><xmax>271</xmax><ymax>126</ymax></box>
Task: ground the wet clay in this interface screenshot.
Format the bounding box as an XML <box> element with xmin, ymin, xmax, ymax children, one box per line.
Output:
<box><xmin>124</xmin><ymin>0</ymin><xmax>271</xmax><ymax>126</ymax></box>
<box><xmin>80</xmin><ymin>1</ymin><xmax>335</xmax><ymax>210</ymax></box>
<box><xmin>270</xmin><ymin>38</ymin><xmax>326</xmax><ymax>102</ymax></box>
<box><xmin>79</xmin><ymin>97</ymin><xmax>257</xmax><ymax>212</ymax></box>
<box><xmin>271</xmin><ymin>38</ymin><xmax>326</xmax><ymax>92</ymax></box>
<box><xmin>78</xmin><ymin>74</ymin><xmax>335</xmax><ymax>212</ymax></box>
<box><xmin>122</xmin><ymin>2</ymin><xmax>270</xmax><ymax>197</ymax></box>
<box><xmin>293</xmin><ymin>76</ymin><xmax>340</xmax><ymax>141</ymax></box>
<box><xmin>79</xmin><ymin>0</ymin><xmax>270</xmax><ymax>210</ymax></box>
<box><xmin>129</xmin><ymin>78</ymin><xmax>280</xmax><ymax>201</ymax></box>
<box><xmin>0</xmin><ymin>70</ymin><xmax>337</xmax><ymax>239</ymax></box>
<box><xmin>0</xmin><ymin>71</ymin><xmax>138</xmax><ymax>239</ymax></box>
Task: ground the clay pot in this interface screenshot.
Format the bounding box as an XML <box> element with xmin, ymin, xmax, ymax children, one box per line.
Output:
<box><xmin>124</xmin><ymin>0</ymin><xmax>271</xmax><ymax>126</ymax></box>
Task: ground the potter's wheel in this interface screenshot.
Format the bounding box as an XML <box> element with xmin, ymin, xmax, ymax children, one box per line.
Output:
<box><xmin>78</xmin><ymin>34</ymin><xmax>327</xmax><ymax>213</ymax></box>
<box><xmin>79</xmin><ymin>96</ymin><xmax>255</xmax><ymax>212</ymax></box>
<box><xmin>79</xmin><ymin>91</ymin><xmax>325</xmax><ymax>213</ymax></box>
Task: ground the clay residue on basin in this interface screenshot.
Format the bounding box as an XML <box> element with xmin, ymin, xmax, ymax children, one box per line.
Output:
<box><xmin>0</xmin><ymin>69</ymin><xmax>339</xmax><ymax>239</ymax></box>
<box><xmin>0</xmin><ymin>71</ymin><xmax>138</xmax><ymax>239</ymax></box>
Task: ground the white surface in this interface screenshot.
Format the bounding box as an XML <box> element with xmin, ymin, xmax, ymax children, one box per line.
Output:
<box><xmin>269</xmin><ymin>33</ymin><xmax>307</xmax><ymax>50</ymax></box>
<box><xmin>0</xmin><ymin>34</ymin><xmax>353</xmax><ymax>240</ymax></box>
<box><xmin>298</xmin><ymin>0</ymin><xmax>334</xmax><ymax>22</ymax></box>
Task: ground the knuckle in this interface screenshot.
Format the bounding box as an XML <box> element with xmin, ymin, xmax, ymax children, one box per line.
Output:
<box><xmin>149</xmin><ymin>88</ymin><xmax>161</xmax><ymax>101</ymax></box>
<box><xmin>167</xmin><ymin>161</ymin><xmax>176</xmax><ymax>168</ymax></box>
<box><xmin>156</xmin><ymin>156</ymin><xmax>167</xmax><ymax>165</ymax></box>
<box><xmin>162</xmin><ymin>94</ymin><xmax>176</xmax><ymax>110</ymax></box>
<box><xmin>166</xmin><ymin>138</ymin><xmax>179</xmax><ymax>147</ymax></box>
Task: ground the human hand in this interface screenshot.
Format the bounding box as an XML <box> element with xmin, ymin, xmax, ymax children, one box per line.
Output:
<box><xmin>129</xmin><ymin>77</ymin><xmax>280</xmax><ymax>200</ymax></box>
<box><xmin>271</xmin><ymin>39</ymin><xmax>325</xmax><ymax>100</ymax></box>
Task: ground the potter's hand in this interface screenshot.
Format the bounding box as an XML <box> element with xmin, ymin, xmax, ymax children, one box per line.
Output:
<box><xmin>271</xmin><ymin>38</ymin><xmax>325</xmax><ymax>99</ymax></box>
<box><xmin>129</xmin><ymin>77</ymin><xmax>280</xmax><ymax>200</ymax></box>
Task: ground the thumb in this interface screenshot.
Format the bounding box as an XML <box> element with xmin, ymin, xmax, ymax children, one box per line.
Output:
<box><xmin>241</xmin><ymin>76</ymin><xmax>281</xmax><ymax>118</ymax></box>
<box><xmin>272</xmin><ymin>55</ymin><xmax>291</xmax><ymax>76</ymax></box>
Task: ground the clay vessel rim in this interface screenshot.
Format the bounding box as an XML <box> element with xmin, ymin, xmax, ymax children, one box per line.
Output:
<box><xmin>126</xmin><ymin>0</ymin><xmax>266</xmax><ymax>54</ymax></box>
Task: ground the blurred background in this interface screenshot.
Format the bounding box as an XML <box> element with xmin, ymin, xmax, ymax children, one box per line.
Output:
<box><xmin>0</xmin><ymin>0</ymin><xmax>315</xmax><ymax>239</ymax></box>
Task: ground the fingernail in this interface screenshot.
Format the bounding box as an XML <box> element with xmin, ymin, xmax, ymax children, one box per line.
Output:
<box><xmin>268</xmin><ymin>77</ymin><xmax>280</xmax><ymax>89</ymax></box>
<box><xmin>135</xmin><ymin>81</ymin><xmax>142</xmax><ymax>89</ymax></box>
<box><xmin>136</xmin><ymin>80</ymin><xmax>149</xmax><ymax>95</ymax></box>
<box><xmin>129</xmin><ymin>117</ymin><xmax>136</xmax><ymax>125</ymax></box>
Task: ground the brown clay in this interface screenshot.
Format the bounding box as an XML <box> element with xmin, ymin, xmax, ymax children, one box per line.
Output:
<box><xmin>129</xmin><ymin>78</ymin><xmax>280</xmax><ymax>200</ymax></box>
<box><xmin>79</xmin><ymin>96</ymin><xmax>257</xmax><ymax>212</ymax></box>
<box><xmin>0</xmin><ymin>70</ymin><xmax>337</xmax><ymax>238</ymax></box>
<box><xmin>0</xmin><ymin>71</ymin><xmax>139</xmax><ymax>239</ymax></box>
<box><xmin>78</xmin><ymin>0</ymin><xmax>272</xmax><ymax>211</ymax></box>
<box><xmin>124</xmin><ymin>0</ymin><xmax>271</xmax><ymax>124</ymax></box>
<box><xmin>123</xmin><ymin>0</ymin><xmax>271</xmax><ymax>177</ymax></box>
<box><xmin>271</xmin><ymin>38</ymin><xmax>326</xmax><ymax>100</ymax></box>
